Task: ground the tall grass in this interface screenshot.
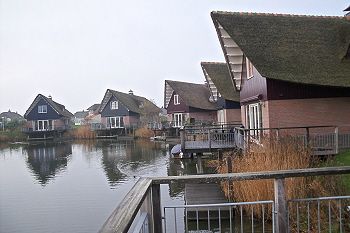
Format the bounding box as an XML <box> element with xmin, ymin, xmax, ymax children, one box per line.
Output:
<box><xmin>217</xmin><ymin>136</ymin><xmax>346</xmax><ymax>231</ymax></box>
<box><xmin>135</xmin><ymin>127</ymin><xmax>154</xmax><ymax>138</ymax></box>
<box><xmin>70</xmin><ymin>125</ymin><xmax>96</xmax><ymax>139</ymax></box>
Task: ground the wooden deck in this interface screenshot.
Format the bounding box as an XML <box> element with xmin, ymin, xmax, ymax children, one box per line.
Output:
<box><xmin>184</xmin><ymin>140</ymin><xmax>235</xmax><ymax>153</ymax></box>
<box><xmin>185</xmin><ymin>183</ymin><xmax>229</xmax><ymax>220</ymax></box>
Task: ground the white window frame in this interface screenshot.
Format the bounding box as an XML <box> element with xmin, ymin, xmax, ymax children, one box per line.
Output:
<box><xmin>246</xmin><ymin>58</ymin><xmax>254</xmax><ymax>79</ymax></box>
<box><xmin>110</xmin><ymin>101</ymin><xmax>118</xmax><ymax>110</ymax></box>
<box><xmin>36</xmin><ymin>120</ymin><xmax>51</xmax><ymax>131</ymax></box>
<box><xmin>247</xmin><ymin>103</ymin><xmax>262</xmax><ymax>139</ymax></box>
<box><xmin>173</xmin><ymin>113</ymin><xmax>184</xmax><ymax>128</ymax></box>
<box><xmin>174</xmin><ymin>94</ymin><xmax>180</xmax><ymax>105</ymax></box>
<box><xmin>38</xmin><ymin>105</ymin><xmax>47</xmax><ymax>113</ymax></box>
<box><xmin>108</xmin><ymin>117</ymin><xmax>122</xmax><ymax>128</ymax></box>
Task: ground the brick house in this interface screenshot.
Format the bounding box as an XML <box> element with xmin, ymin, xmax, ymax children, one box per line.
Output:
<box><xmin>201</xmin><ymin>62</ymin><xmax>241</xmax><ymax>125</ymax></box>
<box><xmin>211</xmin><ymin>11</ymin><xmax>350</xmax><ymax>135</ymax></box>
<box><xmin>164</xmin><ymin>80</ymin><xmax>218</xmax><ymax>127</ymax></box>
<box><xmin>98</xmin><ymin>89</ymin><xmax>159</xmax><ymax>133</ymax></box>
<box><xmin>24</xmin><ymin>94</ymin><xmax>73</xmax><ymax>139</ymax></box>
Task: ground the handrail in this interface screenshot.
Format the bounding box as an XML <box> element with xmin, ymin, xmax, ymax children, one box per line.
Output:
<box><xmin>151</xmin><ymin>166</ymin><xmax>350</xmax><ymax>184</ymax></box>
<box><xmin>99</xmin><ymin>166</ymin><xmax>350</xmax><ymax>233</ymax></box>
<box><xmin>99</xmin><ymin>178</ymin><xmax>152</xmax><ymax>233</ymax></box>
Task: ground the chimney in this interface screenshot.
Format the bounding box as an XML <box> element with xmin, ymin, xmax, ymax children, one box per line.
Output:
<box><xmin>128</xmin><ymin>90</ymin><xmax>134</xmax><ymax>95</ymax></box>
<box><xmin>48</xmin><ymin>95</ymin><xmax>52</xmax><ymax>99</ymax></box>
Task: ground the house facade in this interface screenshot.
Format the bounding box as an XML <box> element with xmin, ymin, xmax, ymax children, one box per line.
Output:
<box><xmin>24</xmin><ymin>94</ymin><xmax>73</xmax><ymax>138</ymax></box>
<box><xmin>73</xmin><ymin>110</ymin><xmax>89</xmax><ymax>126</ymax></box>
<box><xmin>164</xmin><ymin>80</ymin><xmax>218</xmax><ymax>127</ymax></box>
<box><xmin>98</xmin><ymin>89</ymin><xmax>159</xmax><ymax>132</ymax></box>
<box><xmin>211</xmin><ymin>12</ymin><xmax>350</xmax><ymax>134</ymax></box>
<box><xmin>201</xmin><ymin>62</ymin><xmax>241</xmax><ymax>125</ymax></box>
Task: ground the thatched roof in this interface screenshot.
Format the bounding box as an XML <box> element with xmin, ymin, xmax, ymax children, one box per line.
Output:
<box><xmin>201</xmin><ymin>62</ymin><xmax>240</xmax><ymax>102</ymax></box>
<box><xmin>100</xmin><ymin>89</ymin><xmax>159</xmax><ymax>114</ymax></box>
<box><xmin>211</xmin><ymin>12</ymin><xmax>350</xmax><ymax>87</ymax></box>
<box><xmin>165</xmin><ymin>80</ymin><xmax>218</xmax><ymax>110</ymax></box>
<box><xmin>24</xmin><ymin>94</ymin><xmax>73</xmax><ymax>118</ymax></box>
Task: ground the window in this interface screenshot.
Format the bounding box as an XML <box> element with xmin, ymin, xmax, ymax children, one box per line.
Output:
<box><xmin>173</xmin><ymin>113</ymin><xmax>184</xmax><ymax>127</ymax></box>
<box><xmin>35</xmin><ymin>120</ymin><xmax>52</xmax><ymax>131</ymax></box>
<box><xmin>110</xmin><ymin>101</ymin><xmax>118</xmax><ymax>110</ymax></box>
<box><xmin>247</xmin><ymin>103</ymin><xmax>262</xmax><ymax>139</ymax></box>
<box><xmin>246</xmin><ymin>58</ymin><xmax>254</xmax><ymax>79</ymax></box>
<box><xmin>38</xmin><ymin>105</ymin><xmax>47</xmax><ymax>113</ymax></box>
<box><xmin>108</xmin><ymin>117</ymin><xmax>123</xmax><ymax>128</ymax></box>
<box><xmin>174</xmin><ymin>94</ymin><xmax>180</xmax><ymax>105</ymax></box>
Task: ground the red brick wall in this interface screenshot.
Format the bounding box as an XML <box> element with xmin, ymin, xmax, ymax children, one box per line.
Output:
<box><xmin>221</xmin><ymin>109</ymin><xmax>241</xmax><ymax>124</ymax></box>
<box><xmin>189</xmin><ymin>111</ymin><xmax>217</xmax><ymax>123</ymax></box>
<box><xmin>267</xmin><ymin>97</ymin><xmax>350</xmax><ymax>133</ymax></box>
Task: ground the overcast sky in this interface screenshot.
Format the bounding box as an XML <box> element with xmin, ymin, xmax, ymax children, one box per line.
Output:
<box><xmin>0</xmin><ymin>0</ymin><xmax>348</xmax><ymax>115</ymax></box>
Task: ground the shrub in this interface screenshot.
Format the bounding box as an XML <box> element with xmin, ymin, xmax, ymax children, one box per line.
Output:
<box><xmin>70</xmin><ymin>125</ymin><xmax>96</xmax><ymax>139</ymax></box>
<box><xmin>135</xmin><ymin>127</ymin><xmax>154</xmax><ymax>138</ymax></box>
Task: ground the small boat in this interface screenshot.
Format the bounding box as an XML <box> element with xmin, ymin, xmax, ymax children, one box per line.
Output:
<box><xmin>170</xmin><ymin>144</ymin><xmax>191</xmax><ymax>159</ymax></box>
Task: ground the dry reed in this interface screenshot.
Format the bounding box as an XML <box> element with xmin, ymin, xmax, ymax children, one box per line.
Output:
<box><xmin>71</xmin><ymin>125</ymin><xmax>96</xmax><ymax>139</ymax></box>
<box><xmin>135</xmin><ymin>127</ymin><xmax>154</xmax><ymax>138</ymax></box>
<box><xmin>217</xmin><ymin>136</ymin><xmax>347</xmax><ymax>231</ymax></box>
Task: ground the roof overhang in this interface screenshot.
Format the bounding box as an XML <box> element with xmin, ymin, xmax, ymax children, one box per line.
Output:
<box><xmin>212</xmin><ymin>19</ymin><xmax>244</xmax><ymax>91</ymax></box>
<box><xmin>201</xmin><ymin>64</ymin><xmax>219</xmax><ymax>102</ymax></box>
<box><xmin>164</xmin><ymin>81</ymin><xmax>174</xmax><ymax>108</ymax></box>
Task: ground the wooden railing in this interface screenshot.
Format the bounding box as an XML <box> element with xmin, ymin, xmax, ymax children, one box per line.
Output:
<box><xmin>99</xmin><ymin>166</ymin><xmax>350</xmax><ymax>233</ymax></box>
<box><xmin>234</xmin><ymin>125</ymin><xmax>350</xmax><ymax>155</ymax></box>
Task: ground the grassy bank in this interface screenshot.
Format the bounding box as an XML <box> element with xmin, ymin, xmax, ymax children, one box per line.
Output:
<box><xmin>335</xmin><ymin>150</ymin><xmax>350</xmax><ymax>191</ymax></box>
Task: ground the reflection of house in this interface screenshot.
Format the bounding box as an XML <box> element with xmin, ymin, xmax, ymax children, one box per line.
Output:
<box><xmin>73</xmin><ymin>111</ymin><xmax>89</xmax><ymax>126</ymax></box>
<box><xmin>98</xmin><ymin>89</ymin><xmax>159</xmax><ymax>134</ymax></box>
<box><xmin>201</xmin><ymin>62</ymin><xmax>241</xmax><ymax>125</ymax></box>
<box><xmin>211</xmin><ymin>12</ymin><xmax>350</xmax><ymax>133</ymax></box>
<box><xmin>24</xmin><ymin>94</ymin><xmax>73</xmax><ymax>139</ymax></box>
<box><xmin>24</xmin><ymin>143</ymin><xmax>72</xmax><ymax>185</ymax></box>
<box><xmin>164</xmin><ymin>80</ymin><xmax>217</xmax><ymax>127</ymax></box>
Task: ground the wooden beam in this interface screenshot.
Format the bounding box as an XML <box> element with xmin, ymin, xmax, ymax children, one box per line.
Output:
<box><xmin>152</xmin><ymin>166</ymin><xmax>350</xmax><ymax>184</ymax></box>
<box><xmin>151</xmin><ymin>184</ymin><xmax>162</xmax><ymax>233</ymax></box>
<box><xmin>99</xmin><ymin>178</ymin><xmax>152</xmax><ymax>233</ymax></box>
<box><xmin>274</xmin><ymin>178</ymin><xmax>287</xmax><ymax>233</ymax></box>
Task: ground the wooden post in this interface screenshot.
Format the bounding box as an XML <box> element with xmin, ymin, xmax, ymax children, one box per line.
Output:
<box><xmin>208</xmin><ymin>129</ymin><xmax>211</xmax><ymax>150</ymax></box>
<box><xmin>335</xmin><ymin>126</ymin><xmax>339</xmax><ymax>154</ymax></box>
<box><xmin>152</xmin><ymin>184</ymin><xmax>162</xmax><ymax>233</ymax></box>
<box><xmin>218</xmin><ymin>149</ymin><xmax>223</xmax><ymax>161</ymax></box>
<box><xmin>180</xmin><ymin>129</ymin><xmax>185</xmax><ymax>152</ymax></box>
<box><xmin>197</xmin><ymin>155</ymin><xmax>203</xmax><ymax>174</ymax></box>
<box><xmin>274</xmin><ymin>178</ymin><xmax>288</xmax><ymax>233</ymax></box>
<box><xmin>226</xmin><ymin>156</ymin><xmax>232</xmax><ymax>173</ymax></box>
<box><xmin>306</xmin><ymin>127</ymin><xmax>310</xmax><ymax>147</ymax></box>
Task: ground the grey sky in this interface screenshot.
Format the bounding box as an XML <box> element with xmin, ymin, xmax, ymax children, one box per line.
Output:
<box><xmin>0</xmin><ymin>0</ymin><xmax>348</xmax><ymax>115</ymax></box>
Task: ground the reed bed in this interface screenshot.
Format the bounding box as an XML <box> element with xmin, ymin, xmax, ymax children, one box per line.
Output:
<box><xmin>217</xmin><ymin>136</ymin><xmax>347</xmax><ymax>232</ymax></box>
<box><xmin>135</xmin><ymin>127</ymin><xmax>154</xmax><ymax>138</ymax></box>
<box><xmin>70</xmin><ymin>125</ymin><xmax>96</xmax><ymax>139</ymax></box>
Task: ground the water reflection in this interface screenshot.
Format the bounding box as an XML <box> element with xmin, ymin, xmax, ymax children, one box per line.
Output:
<box><xmin>23</xmin><ymin>143</ymin><xmax>72</xmax><ymax>185</ymax></box>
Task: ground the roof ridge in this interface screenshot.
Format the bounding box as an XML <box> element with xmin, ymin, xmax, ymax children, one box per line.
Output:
<box><xmin>201</xmin><ymin>61</ymin><xmax>227</xmax><ymax>65</ymax></box>
<box><xmin>211</xmin><ymin>11</ymin><xmax>344</xmax><ymax>19</ymax></box>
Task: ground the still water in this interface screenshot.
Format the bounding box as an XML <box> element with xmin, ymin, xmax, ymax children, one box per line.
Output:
<box><xmin>0</xmin><ymin>140</ymin><xmax>214</xmax><ymax>233</ymax></box>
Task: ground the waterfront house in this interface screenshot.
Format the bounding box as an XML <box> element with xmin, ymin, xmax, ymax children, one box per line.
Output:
<box><xmin>164</xmin><ymin>80</ymin><xmax>218</xmax><ymax>127</ymax></box>
<box><xmin>73</xmin><ymin>110</ymin><xmax>89</xmax><ymax>126</ymax></box>
<box><xmin>211</xmin><ymin>11</ymin><xmax>350</xmax><ymax>136</ymax></box>
<box><xmin>201</xmin><ymin>62</ymin><xmax>241</xmax><ymax>125</ymax></box>
<box><xmin>24</xmin><ymin>94</ymin><xmax>73</xmax><ymax>139</ymax></box>
<box><xmin>98</xmin><ymin>89</ymin><xmax>159</xmax><ymax>135</ymax></box>
<box><xmin>85</xmin><ymin>104</ymin><xmax>101</xmax><ymax>129</ymax></box>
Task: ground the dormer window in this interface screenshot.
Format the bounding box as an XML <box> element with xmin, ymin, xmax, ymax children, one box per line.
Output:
<box><xmin>246</xmin><ymin>58</ymin><xmax>254</xmax><ymax>79</ymax></box>
<box><xmin>110</xmin><ymin>101</ymin><xmax>118</xmax><ymax>110</ymax></box>
<box><xmin>38</xmin><ymin>105</ymin><xmax>47</xmax><ymax>113</ymax></box>
<box><xmin>174</xmin><ymin>94</ymin><xmax>180</xmax><ymax>105</ymax></box>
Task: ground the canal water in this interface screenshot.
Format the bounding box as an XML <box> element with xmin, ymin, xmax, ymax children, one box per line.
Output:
<box><xmin>0</xmin><ymin>140</ymin><xmax>216</xmax><ymax>233</ymax></box>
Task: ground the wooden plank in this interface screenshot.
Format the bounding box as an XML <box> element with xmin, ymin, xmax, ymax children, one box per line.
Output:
<box><xmin>274</xmin><ymin>178</ymin><xmax>287</xmax><ymax>233</ymax></box>
<box><xmin>151</xmin><ymin>184</ymin><xmax>162</xmax><ymax>233</ymax></box>
<box><xmin>99</xmin><ymin>178</ymin><xmax>152</xmax><ymax>233</ymax></box>
<box><xmin>152</xmin><ymin>166</ymin><xmax>350</xmax><ymax>184</ymax></box>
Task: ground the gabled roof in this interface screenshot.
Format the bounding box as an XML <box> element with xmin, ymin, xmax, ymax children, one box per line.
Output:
<box><xmin>74</xmin><ymin>111</ymin><xmax>89</xmax><ymax>118</ymax></box>
<box><xmin>87</xmin><ymin>104</ymin><xmax>100</xmax><ymax>112</ymax></box>
<box><xmin>99</xmin><ymin>89</ymin><xmax>159</xmax><ymax>114</ymax></box>
<box><xmin>211</xmin><ymin>12</ymin><xmax>350</xmax><ymax>88</ymax></box>
<box><xmin>201</xmin><ymin>62</ymin><xmax>240</xmax><ymax>102</ymax></box>
<box><xmin>164</xmin><ymin>80</ymin><xmax>218</xmax><ymax>110</ymax></box>
<box><xmin>0</xmin><ymin>111</ymin><xmax>24</xmax><ymax>121</ymax></box>
<box><xmin>345</xmin><ymin>6</ymin><xmax>350</xmax><ymax>11</ymax></box>
<box><xmin>24</xmin><ymin>94</ymin><xmax>73</xmax><ymax>118</ymax></box>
